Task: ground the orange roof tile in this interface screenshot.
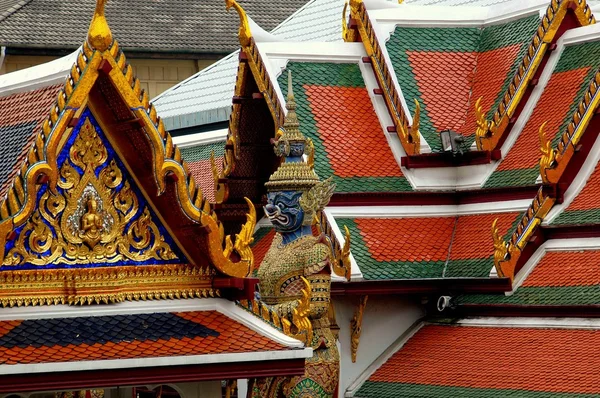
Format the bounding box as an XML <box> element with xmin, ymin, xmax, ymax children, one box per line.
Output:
<box><xmin>365</xmin><ymin>324</ymin><xmax>600</xmax><ymax>394</ymax></box>
<box><xmin>408</xmin><ymin>51</ymin><xmax>478</xmax><ymax>133</ymax></box>
<box><xmin>305</xmin><ymin>85</ymin><xmax>403</xmax><ymax>178</ymax></box>
<box><xmin>0</xmin><ymin>311</ymin><xmax>287</xmax><ymax>365</ymax></box>
<box><xmin>458</xmin><ymin>44</ymin><xmax>523</xmax><ymax>135</ymax></box>
<box><xmin>497</xmin><ymin>68</ymin><xmax>590</xmax><ymax>172</ymax></box>
<box><xmin>523</xmin><ymin>250</ymin><xmax>600</xmax><ymax>287</ymax></box>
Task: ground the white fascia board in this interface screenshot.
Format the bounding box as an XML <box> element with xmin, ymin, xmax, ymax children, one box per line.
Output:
<box><xmin>453</xmin><ymin>316</ymin><xmax>600</xmax><ymax>329</ymax></box>
<box><xmin>325</xmin><ymin>199</ymin><xmax>531</xmax><ymax>218</ymax></box>
<box><xmin>0</xmin><ymin>347</ymin><xmax>313</xmax><ymax>376</ymax></box>
<box><xmin>368</xmin><ymin>0</ymin><xmax>545</xmax><ymax>27</ymax></box>
<box><xmin>483</xmin><ymin>22</ymin><xmax>600</xmax><ymax>187</ymax></box>
<box><xmin>0</xmin><ymin>50</ymin><xmax>77</xmax><ymax>97</ymax></box>
<box><xmin>172</xmin><ymin>128</ymin><xmax>228</xmax><ymax>149</ymax></box>
<box><xmin>345</xmin><ymin>320</ymin><xmax>424</xmax><ymax>397</ymax></box>
<box><xmin>324</xmin><ymin>209</ymin><xmax>365</xmax><ymax>282</ymax></box>
<box><xmin>542</xmin><ymin>25</ymin><xmax>600</xmax><ymax>224</ymax></box>
<box><xmin>0</xmin><ymin>298</ymin><xmax>303</xmax><ymax>348</ymax></box>
<box><xmin>511</xmin><ymin>237</ymin><xmax>600</xmax><ymax>291</ymax></box>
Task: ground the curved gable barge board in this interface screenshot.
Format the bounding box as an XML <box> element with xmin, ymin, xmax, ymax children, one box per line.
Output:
<box><xmin>346</xmin><ymin>0</ymin><xmax>419</xmax><ymax>155</ymax></box>
<box><xmin>0</xmin><ymin>39</ymin><xmax>255</xmax><ymax>307</ymax></box>
<box><xmin>477</xmin><ymin>0</ymin><xmax>596</xmax><ymax>152</ymax></box>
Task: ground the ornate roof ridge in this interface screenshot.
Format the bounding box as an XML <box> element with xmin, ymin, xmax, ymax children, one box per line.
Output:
<box><xmin>0</xmin><ymin>0</ymin><xmax>257</xmax><ymax>306</ymax></box>
<box><xmin>476</xmin><ymin>0</ymin><xmax>595</xmax><ymax>152</ymax></box>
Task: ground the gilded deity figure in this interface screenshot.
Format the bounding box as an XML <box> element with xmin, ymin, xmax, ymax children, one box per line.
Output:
<box><xmin>249</xmin><ymin>72</ymin><xmax>339</xmax><ymax>398</ymax></box>
<box><xmin>80</xmin><ymin>196</ymin><xmax>103</xmax><ymax>247</ymax></box>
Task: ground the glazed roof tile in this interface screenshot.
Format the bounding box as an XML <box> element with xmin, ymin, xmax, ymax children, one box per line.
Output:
<box><xmin>388</xmin><ymin>14</ymin><xmax>539</xmax><ymax>151</ymax></box>
<box><xmin>552</xmin><ymin>159</ymin><xmax>600</xmax><ymax>225</ymax></box>
<box><xmin>337</xmin><ymin>212</ymin><xmax>520</xmax><ymax>280</ymax></box>
<box><xmin>0</xmin><ymin>311</ymin><xmax>287</xmax><ymax>365</ymax></box>
<box><xmin>0</xmin><ymin>84</ymin><xmax>62</xmax><ymax>199</ymax></box>
<box><xmin>251</xmin><ymin>227</ymin><xmax>276</xmax><ymax>272</ymax></box>
<box><xmin>458</xmin><ymin>249</ymin><xmax>600</xmax><ymax>306</ymax></box>
<box><xmin>154</xmin><ymin>0</ymin><xmax>549</xmax><ymax>132</ymax></box>
<box><xmin>486</xmin><ymin>40</ymin><xmax>600</xmax><ymax>188</ymax></box>
<box><xmin>0</xmin><ymin>0</ymin><xmax>306</xmax><ymax>54</ymax></box>
<box><xmin>180</xmin><ymin>142</ymin><xmax>225</xmax><ymax>204</ymax></box>
<box><xmin>356</xmin><ymin>323</ymin><xmax>600</xmax><ymax>397</ymax></box>
<box><xmin>278</xmin><ymin>62</ymin><xmax>410</xmax><ymax>193</ymax></box>
<box><xmin>153</xmin><ymin>0</ymin><xmax>347</xmax><ymax>131</ymax></box>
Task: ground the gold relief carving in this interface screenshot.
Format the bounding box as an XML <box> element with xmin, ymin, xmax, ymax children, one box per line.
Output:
<box><xmin>350</xmin><ymin>295</ymin><xmax>368</xmax><ymax>363</ymax></box>
<box><xmin>290</xmin><ymin>276</ymin><xmax>313</xmax><ymax>345</ymax></box>
<box><xmin>497</xmin><ymin>188</ymin><xmax>556</xmax><ymax>280</ymax></box>
<box><xmin>474</xmin><ymin>96</ymin><xmax>490</xmax><ymax>143</ymax></box>
<box><xmin>315</xmin><ymin>212</ymin><xmax>351</xmax><ymax>280</ymax></box>
<box><xmin>223</xmin><ymin>197</ymin><xmax>257</xmax><ymax>270</ymax></box>
<box><xmin>3</xmin><ymin>118</ymin><xmax>178</xmax><ymax>267</ymax></box>
<box><xmin>0</xmin><ymin>264</ymin><xmax>216</xmax><ymax>307</ymax></box>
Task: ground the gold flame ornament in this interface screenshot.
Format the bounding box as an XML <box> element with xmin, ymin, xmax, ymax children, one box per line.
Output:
<box><xmin>87</xmin><ymin>0</ymin><xmax>113</xmax><ymax>51</ymax></box>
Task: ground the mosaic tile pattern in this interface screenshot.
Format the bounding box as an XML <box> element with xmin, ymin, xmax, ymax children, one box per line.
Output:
<box><xmin>180</xmin><ymin>142</ymin><xmax>224</xmax><ymax>203</ymax></box>
<box><xmin>486</xmin><ymin>40</ymin><xmax>600</xmax><ymax>188</ymax></box>
<box><xmin>251</xmin><ymin>227</ymin><xmax>276</xmax><ymax>270</ymax></box>
<box><xmin>0</xmin><ymin>311</ymin><xmax>286</xmax><ymax>365</ymax></box>
<box><xmin>0</xmin><ymin>84</ymin><xmax>62</xmax><ymax>199</ymax></box>
<box><xmin>278</xmin><ymin>62</ymin><xmax>411</xmax><ymax>193</ymax></box>
<box><xmin>458</xmin><ymin>250</ymin><xmax>600</xmax><ymax>305</ymax></box>
<box><xmin>552</xmin><ymin>160</ymin><xmax>600</xmax><ymax>225</ymax></box>
<box><xmin>336</xmin><ymin>212</ymin><xmax>521</xmax><ymax>280</ymax></box>
<box><xmin>356</xmin><ymin>324</ymin><xmax>600</xmax><ymax>397</ymax></box>
<box><xmin>387</xmin><ymin>15</ymin><xmax>540</xmax><ymax>150</ymax></box>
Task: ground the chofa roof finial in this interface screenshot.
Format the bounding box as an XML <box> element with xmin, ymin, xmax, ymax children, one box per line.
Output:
<box><xmin>225</xmin><ymin>0</ymin><xmax>252</xmax><ymax>47</ymax></box>
<box><xmin>87</xmin><ymin>0</ymin><xmax>113</xmax><ymax>52</ymax></box>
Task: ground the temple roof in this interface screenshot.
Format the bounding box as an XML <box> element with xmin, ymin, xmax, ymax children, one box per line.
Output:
<box><xmin>0</xmin><ymin>0</ymin><xmax>306</xmax><ymax>54</ymax></box>
<box><xmin>351</xmin><ymin>321</ymin><xmax>600</xmax><ymax>397</ymax></box>
<box><xmin>153</xmin><ymin>0</ymin><xmax>535</xmax><ymax>132</ymax></box>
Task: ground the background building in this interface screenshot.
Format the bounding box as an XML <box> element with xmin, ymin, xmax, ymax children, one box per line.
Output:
<box><xmin>0</xmin><ymin>0</ymin><xmax>308</xmax><ymax>97</ymax></box>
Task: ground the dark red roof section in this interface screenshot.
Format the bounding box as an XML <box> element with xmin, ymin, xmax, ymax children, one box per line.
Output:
<box><xmin>0</xmin><ymin>84</ymin><xmax>61</xmax><ymax>198</ymax></box>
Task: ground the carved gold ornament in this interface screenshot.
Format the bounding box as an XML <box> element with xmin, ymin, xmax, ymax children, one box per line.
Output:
<box><xmin>539</xmin><ymin>121</ymin><xmax>556</xmax><ymax>183</ymax></box>
<box><xmin>224</xmin><ymin>197</ymin><xmax>257</xmax><ymax>270</ymax></box>
<box><xmin>474</xmin><ymin>97</ymin><xmax>490</xmax><ymax>142</ymax></box>
<box><xmin>290</xmin><ymin>276</ymin><xmax>314</xmax><ymax>345</ymax></box>
<box><xmin>299</xmin><ymin>177</ymin><xmax>336</xmax><ymax>225</ymax></box>
<box><xmin>3</xmin><ymin>118</ymin><xmax>178</xmax><ymax>267</ymax></box>
<box><xmin>491</xmin><ymin>218</ymin><xmax>509</xmax><ymax>278</ymax></box>
<box><xmin>350</xmin><ymin>295</ymin><xmax>368</xmax><ymax>363</ymax></box>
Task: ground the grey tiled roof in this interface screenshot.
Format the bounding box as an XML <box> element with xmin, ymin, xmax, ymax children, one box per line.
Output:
<box><xmin>0</xmin><ymin>0</ymin><xmax>308</xmax><ymax>53</ymax></box>
<box><xmin>154</xmin><ymin>0</ymin><xmax>345</xmax><ymax>131</ymax></box>
<box><xmin>154</xmin><ymin>0</ymin><xmax>538</xmax><ymax>132</ymax></box>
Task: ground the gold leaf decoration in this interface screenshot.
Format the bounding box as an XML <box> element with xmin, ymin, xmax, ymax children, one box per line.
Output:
<box><xmin>3</xmin><ymin>118</ymin><xmax>178</xmax><ymax>267</ymax></box>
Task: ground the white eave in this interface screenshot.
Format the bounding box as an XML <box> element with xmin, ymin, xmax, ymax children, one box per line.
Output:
<box><xmin>0</xmin><ymin>49</ymin><xmax>76</xmax><ymax>98</ymax></box>
<box><xmin>0</xmin><ymin>298</ymin><xmax>312</xmax><ymax>375</ymax></box>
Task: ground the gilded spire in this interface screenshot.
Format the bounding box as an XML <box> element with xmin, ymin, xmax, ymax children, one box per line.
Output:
<box><xmin>87</xmin><ymin>0</ymin><xmax>113</xmax><ymax>52</ymax></box>
<box><xmin>266</xmin><ymin>70</ymin><xmax>320</xmax><ymax>192</ymax></box>
<box><xmin>280</xmin><ymin>70</ymin><xmax>303</xmax><ymax>142</ymax></box>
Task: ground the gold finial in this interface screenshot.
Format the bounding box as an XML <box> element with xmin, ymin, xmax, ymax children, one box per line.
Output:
<box><xmin>225</xmin><ymin>0</ymin><xmax>252</xmax><ymax>47</ymax></box>
<box><xmin>87</xmin><ymin>0</ymin><xmax>113</xmax><ymax>52</ymax></box>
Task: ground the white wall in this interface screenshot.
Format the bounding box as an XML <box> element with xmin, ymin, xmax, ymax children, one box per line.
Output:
<box><xmin>334</xmin><ymin>295</ymin><xmax>424</xmax><ymax>397</ymax></box>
